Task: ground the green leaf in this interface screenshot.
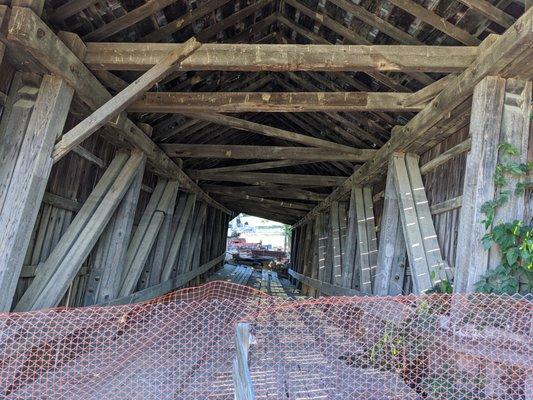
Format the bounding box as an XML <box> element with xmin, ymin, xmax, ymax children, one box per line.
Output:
<box><xmin>506</xmin><ymin>247</ymin><xmax>520</xmax><ymax>266</ymax></box>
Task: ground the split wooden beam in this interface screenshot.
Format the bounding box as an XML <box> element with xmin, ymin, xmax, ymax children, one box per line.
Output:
<box><xmin>162</xmin><ymin>144</ymin><xmax>375</xmax><ymax>162</ymax></box>
<box><xmin>176</xmin><ymin>113</ymin><xmax>361</xmax><ymax>152</ymax></box>
<box><xmin>0</xmin><ymin>75</ymin><xmax>73</xmax><ymax>312</ymax></box>
<box><xmin>128</xmin><ymin>92</ymin><xmax>425</xmax><ymax>113</ymax></box>
<box><xmin>294</xmin><ymin>9</ymin><xmax>533</xmax><ymax>228</ymax></box>
<box><xmin>15</xmin><ymin>150</ymin><xmax>145</xmax><ymax>311</ymax></box>
<box><xmin>6</xmin><ymin>7</ymin><xmax>230</xmax><ymax>215</ymax></box>
<box><xmin>53</xmin><ymin>38</ymin><xmax>201</xmax><ymax>162</ymax></box>
<box><xmin>83</xmin><ymin>42</ymin><xmax>479</xmax><ymax>72</ymax></box>
<box><xmin>191</xmin><ymin>171</ymin><xmax>347</xmax><ymax>187</ymax></box>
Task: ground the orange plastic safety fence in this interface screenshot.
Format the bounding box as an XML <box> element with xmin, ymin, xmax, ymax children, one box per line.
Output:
<box><xmin>0</xmin><ymin>281</ymin><xmax>531</xmax><ymax>399</ymax></box>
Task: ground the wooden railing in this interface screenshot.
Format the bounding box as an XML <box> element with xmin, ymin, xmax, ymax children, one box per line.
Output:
<box><xmin>288</xmin><ymin>269</ymin><xmax>363</xmax><ymax>296</ymax></box>
<box><xmin>102</xmin><ymin>253</ymin><xmax>226</xmax><ymax>306</ymax></box>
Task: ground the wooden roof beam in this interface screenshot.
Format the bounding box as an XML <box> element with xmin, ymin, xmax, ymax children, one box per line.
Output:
<box><xmin>282</xmin><ymin>0</ymin><xmax>434</xmax><ymax>86</ymax></box>
<box><xmin>189</xmin><ymin>171</ymin><xmax>347</xmax><ymax>187</ymax></box>
<box><xmin>193</xmin><ymin>160</ymin><xmax>317</xmax><ymax>174</ymax></box>
<box><xmin>293</xmin><ymin>8</ymin><xmax>532</xmax><ymax>227</ymax></box>
<box><xmin>162</xmin><ymin>144</ymin><xmax>376</xmax><ymax>162</ymax></box>
<box><xmin>140</xmin><ymin>0</ymin><xmax>234</xmax><ymax>42</ymax></box>
<box><xmin>128</xmin><ymin>91</ymin><xmax>425</xmax><ymax>113</ymax></box>
<box><xmin>83</xmin><ymin>43</ymin><xmax>479</xmax><ymax>72</ymax></box>
<box><xmin>387</xmin><ymin>0</ymin><xmax>481</xmax><ymax>45</ymax></box>
<box><xmin>173</xmin><ymin>112</ymin><xmax>365</xmax><ymax>152</ymax></box>
<box><xmin>202</xmin><ymin>184</ymin><xmax>328</xmax><ymax>202</ymax></box>
<box><xmin>457</xmin><ymin>0</ymin><xmax>515</xmax><ymax>29</ymax></box>
<box><xmin>83</xmin><ymin>0</ymin><xmax>178</xmax><ymax>41</ymax></box>
<box><xmin>211</xmin><ymin>193</ymin><xmax>314</xmax><ymax>211</ymax></box>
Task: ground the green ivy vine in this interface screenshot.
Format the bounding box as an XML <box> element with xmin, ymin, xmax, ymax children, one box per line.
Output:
<box><xmin>475</xmin><ymin>143</ymin><xmax>533</xmax><ymax>295</ymax></box>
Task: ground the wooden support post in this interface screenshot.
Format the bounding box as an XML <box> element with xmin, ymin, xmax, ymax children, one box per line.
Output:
<box><xmin>341</xmin><ymin>186</ymin><xmax>357</xmax><ymax>289</ymax></box>
<box><xmin>146</xmin><ymin>186</ymin><xmax>179</xmax><ymax>287</ymax></box>
<box><xmin>15</xmin><ymin>150</ymin><xmax>145</xmax><ymax>311</ymax></box>
<box><xmin>330</xmin><ymin>202</ymin><xmax>342</xmax><ymax>286</ymax></box>
<box><xmin>353</xmin><ymin>187</ymin><xmax>378</xmax><ymax>293</ymax></box>
<box><xmin>454</xmin><ymin>77</ymin><xmax>531</xmax><ymax>292</ymax></box>
<box><xmin>232</xmin><ymin>323</ymin><xmax>256</xmax><ymax>400</ymax></box>
<box><xmin>184</xmin><ymin>202</ymin><xmax>208</xmax><ymax>272</ymax></box>
<box><xmin>118</xmin><ymin>178</ymin><xmax>179</xmax><ymax>296</ymax></box>
<box><xmin>83</xmin><ymin>156</ymin><xmax>146</xmax><ymax>305</ymax></box>
<box><xmin>52</xmin><ymin>38</ymin><xmax>201</xmax><ymax>162</ymax></box>
<box><xmin>301</xmin><ymin>220</ymin><xmax>314</xmax><ymax>294</ymax></box>
<box><xmin>374</xmin><ymin>161</ymin><xmax>406</xmax><ymax>296</ymax></box>
<box><xmin>374</xmin><ymin>153</ymin><xmax>447</xmax><ymax>295</ymax></box>
<box><xmin>0</xmin><ymin>73</ymin><xmax>40</xmax><ymax>210</ymax></box>
<box><xmin>176</xmin><ymin>201</ymin><xmax>198</xmax><ymax>275</ymax></box>
<box><xmin>0</xmin><ymin>75</ymin><xmax>73</xmax><ymax>311</ymax></box>
<box><xmin>161</xmin><ymin>193</ymin><xmax>197</xmax><ymax>281</ymax></box>
<box><xmin>316</xmin><ymin>213</ymin><xmax>328</xmax><ymax>284</ymax></box>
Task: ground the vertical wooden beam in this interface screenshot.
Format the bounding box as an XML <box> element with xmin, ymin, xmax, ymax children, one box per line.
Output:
<box><xmin>0</xmin><ymin>73</ymin><xmax>40</xmax><ymax>211</ymax></box>
<box><xmin>404</xmin><ymin>155</ymin><xmax>449</xmax><ymax>281</ymax></box>
<box><xmin>15</xmin><ymin>150</ymin><xmax>145</xmax><ymax>311</ymax></box>
<box><xmin>83</xmin><ymin>157</ymin><xmax>146</xmax><ymax>305</ymax></box>
<box><xmin>184</xmin><ymin>202</ymin><xmax>207</xmax><ymax>272</ymax></box>
<box><xmin>308</xmin><ymin>216</ymin><xmax>320</xmax><ymax>297</ymax></box>
<box><xmin>363</xmin><ymin>188</ymin><xmax>378</xmax><ymax>283</ymax></box>
<box><xmin>119</xmin><ymin>179</ymin><xmax>179</xmax><ymax>296</ymax></box>
<box><xmin>330</xmin><ymin>202</ymin><xmax>342</xmax><ymax>285</ymax></box>
<box><xmin>301</xmin><ymin>220</ymin><xmax>314</xmax><ymax>294</ymax></box>
<box><xmin>374</xmin><ymin>161</ymin><xmax>406</xmax><ymax>295</ymax></box>
<box><xmin>342</xmin><ymin>186</ymin><xmax>357</xmax><ymax>289</ymax></box>
<box><xmin>354</xmin><ymin>187</ymin><xmax>372</xmax><ymax>293</ymax></box>
<box><xmin>317</xmin><ymin>213</ymin><xmax>328</xmax><ymax>283</ymax></box>
<box><xmin>0</xmin><ymin>41</ymin><xmax>5</xmax><ymax>65</ymax></box>
<box><xmin>161</xmin><ymin>193</ymin><xmax>197</xmax><ymax>281</ymax></box>
<box><xmin>455</xmin><ymin>77</ymin><xmax>530</xmax><ymax>292</ymax></box>
<box><xmin>176</xmin><ymin>200</ymin><xmax>198</xmax><ymax>275</ymax></box>
<box><xmin>0</xmin><ymin>75</ymin><xmax>73</xmax><ymax>311</ymax></box>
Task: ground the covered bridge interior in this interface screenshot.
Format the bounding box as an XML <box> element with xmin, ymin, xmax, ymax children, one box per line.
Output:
<box><xmin>0</xmin><ymin>0</ymin><xmax>531</xmax><ymax>398</ymax></box>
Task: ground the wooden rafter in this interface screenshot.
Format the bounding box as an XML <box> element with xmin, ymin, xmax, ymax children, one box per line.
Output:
<box><xmin>162</xmin><ymin>144</ymin><xmax>375</xmax><ymax>162</ymax></box>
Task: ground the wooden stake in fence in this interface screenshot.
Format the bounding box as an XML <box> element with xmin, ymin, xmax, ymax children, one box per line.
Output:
<box><xmin>233</xmin><ymin>323</ymin><xmax>255</xmax><ymax>400</ymax></box>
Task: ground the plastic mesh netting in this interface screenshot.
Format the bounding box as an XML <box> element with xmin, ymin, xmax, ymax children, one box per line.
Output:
<box><xmin>0</xmin><ymin>281</ymin><xmax>531</xmax><ymax>399</ymax></box>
